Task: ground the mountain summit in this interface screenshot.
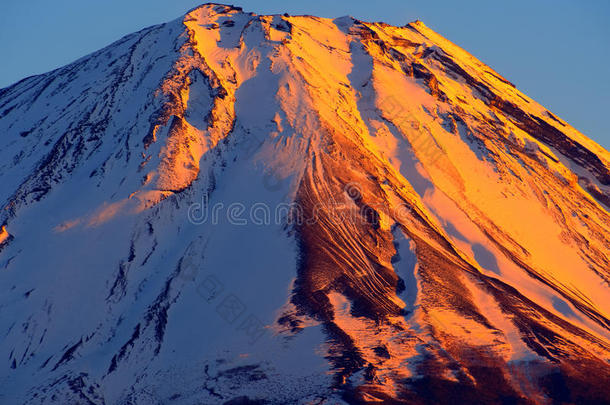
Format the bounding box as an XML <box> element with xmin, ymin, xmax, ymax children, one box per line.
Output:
<box><xmin>1</xmin><ymin>3</ymin><xmax>609</xmax><ymax>404</ymax></box>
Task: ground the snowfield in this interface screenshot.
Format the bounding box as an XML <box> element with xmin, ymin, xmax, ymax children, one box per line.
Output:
<box><xmin>0</xmin><ymin>3</ymin><xmax>609</xmax><ymax>404</ymax></box>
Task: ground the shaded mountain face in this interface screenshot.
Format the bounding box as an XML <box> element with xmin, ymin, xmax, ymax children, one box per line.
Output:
<box><xmin>1</xmin><ymin>3</ymin><xmax>609</xmax><ymax>404</ymax></box>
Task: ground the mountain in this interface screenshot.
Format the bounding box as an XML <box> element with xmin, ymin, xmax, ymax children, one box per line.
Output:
<box><xmin>1</xmin><ymin>3</ymin><xmax>609</xmax><ymax>404</ymax></box>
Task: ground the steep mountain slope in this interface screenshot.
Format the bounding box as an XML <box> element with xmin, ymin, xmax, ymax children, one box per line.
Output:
<box><xmin>1</xmin><ymin>3</ymin><xmax>609</xmax><ymax>404</ymax></box>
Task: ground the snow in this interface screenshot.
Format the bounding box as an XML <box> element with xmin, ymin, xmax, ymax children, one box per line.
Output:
<box><xmin>0</xmin><ymin>3</ymin><xmax>609</xmax><ymax>403</ymax></box>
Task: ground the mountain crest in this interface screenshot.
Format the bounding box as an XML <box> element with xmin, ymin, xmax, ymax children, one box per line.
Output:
<box><xmin>0</xmin><ymin>3</ymin><xmax>609</xmax><ymax>404</ymax></box>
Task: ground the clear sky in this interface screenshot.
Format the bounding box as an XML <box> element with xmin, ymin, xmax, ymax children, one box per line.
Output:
<box><xmin>1</xmin><ymin>0</ymin><xmax>608</xmax><ymax>149</ymax></box>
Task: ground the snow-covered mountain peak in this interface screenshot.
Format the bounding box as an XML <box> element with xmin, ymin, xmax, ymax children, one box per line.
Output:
<box><xmin>0</xmin><ymin>4</ymin><xmax>609</xmax><ymax>404</ymax></box>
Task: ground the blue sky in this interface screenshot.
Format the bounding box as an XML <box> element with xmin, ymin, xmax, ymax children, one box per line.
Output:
<box><xmin>1</xmin><ymin>0</ymin><xmax>608</xmax><ymax>148</ymax></box>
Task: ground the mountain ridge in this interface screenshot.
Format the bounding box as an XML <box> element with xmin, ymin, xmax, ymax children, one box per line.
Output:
<box><xmin>0</xmin><ymin>3</ymin><xmax>609</xmax><ymax>404</ymax></box>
